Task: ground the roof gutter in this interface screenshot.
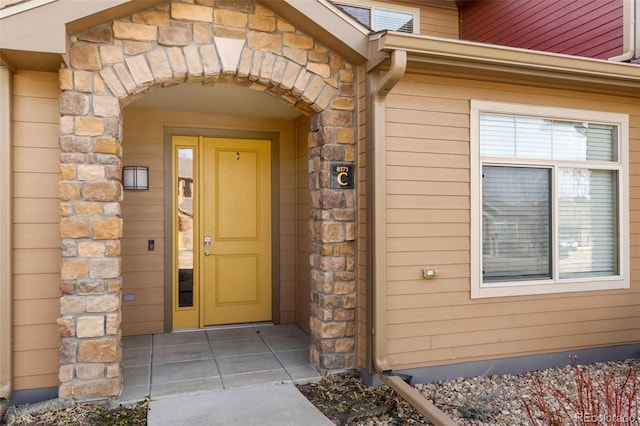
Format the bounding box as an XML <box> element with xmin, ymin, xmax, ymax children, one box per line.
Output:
<box><xmin>608</xmin><ymin>0</ymin><xmax>636</xmax><ymax>62</ymax></box>
<box><xmin>375</xmin><ymin>32</ymin><xmax>640</xmax><ymax>96</ymax></box>
<box><xmin>367</xmin><ymin>42</ymin><xmax>456</xmax><ymax>426</ymax></box>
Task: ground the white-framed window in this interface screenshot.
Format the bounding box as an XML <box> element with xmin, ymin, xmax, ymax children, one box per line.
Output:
<box><xmin>334</xmin><ymin>0</ymin><xmax>419</xmax><ymax>34</ymax></box>
<box><xmin>471</xmin><ymin>100</ymin><xmax>630</xmax><ymax>298</ymax></box>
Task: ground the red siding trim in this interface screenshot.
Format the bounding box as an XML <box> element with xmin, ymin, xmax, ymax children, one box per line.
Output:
<box><xmin>460</xmin><ymin>0</ymin><xmax>623</xmax><ymax>60</ymax></box>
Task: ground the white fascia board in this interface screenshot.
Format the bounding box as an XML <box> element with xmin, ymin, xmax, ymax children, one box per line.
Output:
<box><xmin>0</xmin><ymin>0</ymin><xmax>131</xmax><ymax>53</ymax></box>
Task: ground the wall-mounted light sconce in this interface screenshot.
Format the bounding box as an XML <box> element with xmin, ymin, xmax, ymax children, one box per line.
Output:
<box><xmin>122</xmin><ymin>166</ymin><xmax>149</xmax><ymax>190</ymax></box>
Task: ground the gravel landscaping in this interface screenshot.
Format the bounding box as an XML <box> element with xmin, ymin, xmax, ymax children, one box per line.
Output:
<box><xmin>418</xmin><ymin>357</ymin><xmax>640</xmax><ymax>425</ymax></box>
<box><xmin>299</xmin><ymin>357</ymin><xmax>640</xmax><ymax>425</ymax></box>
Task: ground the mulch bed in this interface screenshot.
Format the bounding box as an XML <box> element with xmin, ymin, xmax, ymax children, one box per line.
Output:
<box><xmin>296</xmin><ymin>374</ymin><xmax>429</xmax><ymax>425</ymax></box>
<box><xmin>2</xmin><ymin>398</ymin><xmax>148</xmax><ymax>426</ymax></box>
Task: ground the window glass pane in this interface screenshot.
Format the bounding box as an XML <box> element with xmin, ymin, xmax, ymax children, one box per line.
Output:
<box><xmin>552</xmin><ymin>121</ymin><xmax>589</xmax><ymax>160</ymax></box>
<box><xmin>177</xmin><ymin>148</ymin><xmax>194</xmax><ymax>308</ymax></box>
<box><xmin>586</xmin><ymin>124</ymin><xmax>617</xmax><ymax>161</ymax></box>
<box><xmin>480</xmin><ymin>114</ymin><xmax>516</xmax><ymax>157</ymax></box>
<box><xmin>480</xmin><ymin>114</ymin><xmax>616</xmax><ymax>162</ymax></box>
<box><xmin>480</xmin><ymin>115</ymin><xmax>553</xmax><ymax>159</ymax></box>
<box><xmin>516</xmin><ymin>117</ymin><xmax>553</xmax><ymax>159</ymax></box>
<box><xmin>552</xmin><ymin>121</ymin><xmax>616</xmax><ymax>161</ymax></box>
<box><xmin>337</xmin><ymin>4</ymin><xmax>371</xmax><ymax>27</ymax></box>
<box><xmin>482</xmin><ymin>166</ymin><xmax>551</xmax><ymax>282</ymax></box>
<box><xmin>559</xmin><ymin>168</ymin><xmax>618</xmax><ymax>278</ymax></box>
<box><xmin>374</xmin><ymin>9</ymin><xmax>413</xmax><ymax>32</ymax></box>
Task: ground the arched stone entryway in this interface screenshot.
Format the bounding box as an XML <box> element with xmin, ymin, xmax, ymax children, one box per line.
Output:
<box><xmin>58</xmin><ymin>0</ymin><xmax>357</xmax><ymax>400</ymax></box>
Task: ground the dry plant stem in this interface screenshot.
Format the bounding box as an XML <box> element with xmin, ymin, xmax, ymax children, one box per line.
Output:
<box><xmin>525</xmin><ymin>357</ymin><xmax>639</xmax><ymax>426</ymax></box>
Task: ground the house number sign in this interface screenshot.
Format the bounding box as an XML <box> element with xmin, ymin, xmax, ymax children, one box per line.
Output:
<box><xmin>330</xmin><ymin>162</ymin><xmax>354</xmax><ymax>189</ymax></box>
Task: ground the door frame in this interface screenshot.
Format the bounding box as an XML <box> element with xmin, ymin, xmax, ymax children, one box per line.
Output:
<box><xmin>164</xmin><ymin>127</ymin><xmax>281</xmax><ymax>332</ymax></box>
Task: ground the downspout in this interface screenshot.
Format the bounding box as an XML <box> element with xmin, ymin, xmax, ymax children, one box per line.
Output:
<box><xmin>368</xmin><ymin>49</ymin><xmax>456</xmax><ymax>426</ymax></box>
<box><xmin>0</xmin><ymin>64</ymin><xmax>13</xmax><ymax>407</ymax></box>
<box><xmin>609</xmin><ymin>0</ymin><xmax>636</xmax><ymax>62</ymax></box>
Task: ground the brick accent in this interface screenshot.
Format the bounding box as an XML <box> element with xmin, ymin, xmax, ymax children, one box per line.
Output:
<box><xmin>60</xmin><ymin>0</ymin><xmax>357</xmax><ymax>400</ymax></box>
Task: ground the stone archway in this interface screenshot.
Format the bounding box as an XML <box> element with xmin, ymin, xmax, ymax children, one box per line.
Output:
<box><xmin>58</xmin><ymin>0</ymin><xmax>357</xmax><ymax>400</ymax></box>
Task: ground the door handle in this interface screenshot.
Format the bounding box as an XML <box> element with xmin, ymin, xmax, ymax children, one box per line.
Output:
<box><xmin>204</xmin><ymin>250</ymin><xmax>211</xmax><ymax>256</ymax></box>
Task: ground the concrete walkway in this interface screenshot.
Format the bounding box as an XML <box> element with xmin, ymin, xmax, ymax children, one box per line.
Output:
<box><xmin>122</xmin><ymin>324</ymin><xmax>333</xmax><ymax>425</ymax></box>
<box><xmin>147</xmin><ymin>383</ymin><xmax>334</xmax><ymax>426</ymax></box>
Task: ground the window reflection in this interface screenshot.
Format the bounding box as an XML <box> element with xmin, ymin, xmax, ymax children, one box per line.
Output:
<box><xmin>177</xmin><ymin>148</ymin><xmax>194</xmax><ymax>307</ymax></box>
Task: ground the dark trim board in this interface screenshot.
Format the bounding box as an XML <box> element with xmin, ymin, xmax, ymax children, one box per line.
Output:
<box><xmin>360</xmin><ymin>344</ymin><xmax>640</xmax><ymax>386</ymax></box>
<box><xmin>9</xmin><ymin>387</ymin><xmax>58</xmax><ymax>406</ymax></box>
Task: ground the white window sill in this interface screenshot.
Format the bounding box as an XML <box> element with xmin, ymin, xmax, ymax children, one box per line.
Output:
<box><xmin>472</xmin><ymin>276</ymin><xmax>630</xmax><ymax>299</ymax></box>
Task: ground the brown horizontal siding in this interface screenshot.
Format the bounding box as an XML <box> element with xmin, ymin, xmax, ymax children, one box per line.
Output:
<box><xmin>121</xmin><ymin>109</ymin><xmax>167</xmax><ymax>335</ymax></box>
<box><xmin>13</xmin><ymin>274</ymin><xmax>60</xmax><ymax>300</ymax></box>
<box><xmin>388</xmin><ymin>330</ymin><xmax>639</xmax><ymax>369</ymax></box>
<box><xmin>383</xmin><ymin>72</ymin><xmax>640</xmax><ymax>371</ymax></box>
<box><xmin>374</xmin><ymin>0</ymin><xmax>459</xmax><ymax>38</ymax></box>
<box><xmin>13</xmin><ymin>147</ymin><xmax>58</xmax><ymax>173</ymax></box>
<box><xmin>420</xmin><ymin>3</ymin><xmax>458</xmax><ymax>38</ymax></box>
<box><xmin>13</xmin><ymin>224</ymin><xmax>60</xmax><ymax>249</ymax></box>
<box><xmin>294</xmin><ymin>115</ymin><xmax>311</xmax><ymax>333</ymax></box>
<box><xmin>11</xmin><ymin>70</ymin><xmax>61</xmax><ymax>391</ymax></box>
<box><xmin>390</xmin><ymin>306</ymin><xmax>640</xmax><ymax>341</ymax></box>
<box><xmin>390</xmin><ymin>317</ymin><xmax>638</xmax><ymax>354</ymax></box>
<box><xmin>460</xmin><ymin>0</ymin><xmax>623</xmax><ymax>59</ymax></box>
<box><xmin>13</xmin><ymin>122</ymin><xmax>59</xmax><ymax>147</ymax></box>
<box><xmin>356</xmin><ymin>64</ymin><xmax>368</xmax><ymax>370</ymax></box>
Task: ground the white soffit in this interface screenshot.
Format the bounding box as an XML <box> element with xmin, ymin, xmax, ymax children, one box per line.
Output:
<box><xmin>0</xmin><ymin>0</ymin><xmax>132</xmax><ymax>53</ymax></box>
<box><xmin>0</xmin><ymin>0</ymin><xmax>57</xmax><ymax>18</ymax></box>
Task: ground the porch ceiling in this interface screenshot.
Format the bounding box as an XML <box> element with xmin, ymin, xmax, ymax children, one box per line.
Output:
<box><xmin>126</xmin><ymin>83</ymin><xmax>302</xmax><ymax>120</ymax></box>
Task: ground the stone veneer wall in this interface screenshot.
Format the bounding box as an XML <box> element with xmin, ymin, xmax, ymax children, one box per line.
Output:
<box><xmin>58</xmin><ymin>0</ymin><xmax>357</xmax><ymax>400</ymax></box>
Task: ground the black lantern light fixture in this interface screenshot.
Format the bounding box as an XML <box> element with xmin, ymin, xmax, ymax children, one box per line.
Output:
<box><xmin>122</xmin><ymin>166</ymin><xmax>149</xmax><ymax>190</ymax></box>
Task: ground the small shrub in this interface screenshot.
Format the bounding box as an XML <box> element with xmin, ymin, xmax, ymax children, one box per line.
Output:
<box><xmin>458</xmin><ymin>385</ymin><xmax>504</xmax><ymax>421</ymax></box>
<box><xmin>524</xmin><ymin>357</ymin><xmax>638</xmax><ymax>425</ymax></box>
<box><xmin>458</xmin><ymin>403</ymin><xmax>501</xmax><ymax>421</ymax></box>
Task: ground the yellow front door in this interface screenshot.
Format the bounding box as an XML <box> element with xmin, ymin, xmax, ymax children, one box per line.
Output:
<box><xmin>172</xmin><ymin>136</ymin><xmax>272</xmax><ymax>329</ymax></box>
<box><xmin>202</xmin><ymin>137</ymin><xmax>272</xmax><ymax>325</ymax></box>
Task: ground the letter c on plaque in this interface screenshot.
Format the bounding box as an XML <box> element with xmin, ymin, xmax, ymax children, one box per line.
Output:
<box><xmin>337</xmin><ymin>171</ymin><xmax>348</xmax><ymax>186</ymax></box>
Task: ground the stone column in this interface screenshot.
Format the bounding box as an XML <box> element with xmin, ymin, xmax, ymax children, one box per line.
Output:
<box><xmin>58</xmin><ymin>55</ymin><xmax>124</xmax><ymax>399</ymax></box>
<box><xmin>308</xmin><ymin>85</ymin><xmax>357</xmax><ymax>373</ymax></box>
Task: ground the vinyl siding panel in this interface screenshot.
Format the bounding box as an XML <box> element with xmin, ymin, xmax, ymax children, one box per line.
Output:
<box><xmin>11</xmin><ymin>70</ymin><xmax>61</xmax><ymax>391</ymax></box>
<box><xmin>460</xmin><ymin>0</ymin><xmax>624</xmax><ymax>59</ymax></box>
<box><xmin>295</xmin><ymin>115</ymin><xmax>311</xmax><ymax>333</ymax></box>
<box><xmin>280</xmin><ymin>134</ymin><xmax>297</xmax><ymax>325</ymax></box>
<box><xmin>356</xmin><ymin>63</ymin><xmax>368</xmax><ymax>370</ymax></box>
<box><xmin>382</xmin><ymin>71</ymin><xmax>640</xmax><ymax>371</ymax></box>
<box><xmin>120</xmin><ymin>110</ymin><xmax>164</xmax><ymax>335</ymax></box>
<box><xmin>13</xmin><ymin>122</ymin><xmax>59</xmax><ymax>148</ymax></box>
<box><xmin>418</xmin><ymin>2</ymin><xmax>459</xmax><ymax>38</ymax></box>
<box><xmin>121</xmin><ymin>107</ymin><xmax>299</xmax><ymax>335</ymax></box>
<box><xmin>381</xmin><ymin>0</ymin><xmax>459</xmax><ymax>38</ymax></box>
<box><xmin>13</xmin><ymin>274</ymin><xmax>60</xmax><ymax>300</ymax></box>
<box><xmin>13</xmin><ymin>355</ymin><xmax>59</xmax><ymax>390</ymax></box>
